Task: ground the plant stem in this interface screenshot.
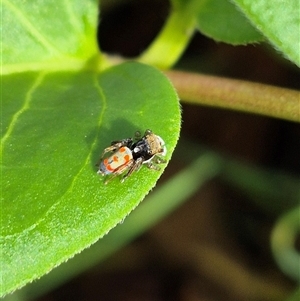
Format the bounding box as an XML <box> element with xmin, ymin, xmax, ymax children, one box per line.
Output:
<box><xmin>165</xmin><ymin>70</ymin><xmax>300</xmax><ymax>122</ymax></box>
<box><xmin>137</xmin><ymin>3</ymin><xmax>198</xmax><ymax>69</ymax></box>
<box><xmin>271</xmin><ymin>206</ymin><xmax>300</xmax><ymax>282</ymax></box>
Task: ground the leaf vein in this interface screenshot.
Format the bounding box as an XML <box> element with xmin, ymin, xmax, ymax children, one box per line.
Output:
<box><xmin>1</xmin><ymin>72</ymin><xmax>46</xmax><ymax>148</ymax></box>
<box><xmin>2</xmin><ymin>73</ymin><xmax>108</xmax><ymax>239</ymax></box>
<box><xmin>2</xmin><ymin>0</ymin><xmax>62</xmax><ymax>56</ymax></box>
<box><xmin>63</xmin><ymin>0</ymin><xmax>83</xmax><ymax>37</ymax></box>
<box><xmin>64</xmin><ymin>73</ymin><xmax>107</xmax><ymax>191</ymax></box>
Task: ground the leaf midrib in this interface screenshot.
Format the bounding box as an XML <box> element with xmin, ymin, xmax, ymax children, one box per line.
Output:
<box><xmin>3</xmin><ymin>0</ymin><xmax>62</xmax><ymax>56</ymax></box>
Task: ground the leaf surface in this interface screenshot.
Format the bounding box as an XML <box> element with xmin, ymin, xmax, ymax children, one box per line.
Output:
<box><xmin>196</xmin><ymin>0</ymin><xmax>263</xmax><ymax>44</ymax></box>
<box><xmin>1</xmin><ymin>0</ymin><xmax>181</xmax><ymax>296</ymax></box>
<box><xmin>232</xmin><ymin>0</ymin><xmax>300</xmax><ymax>66</ymax></box>
<box><xmin>2</xmin><ymin>0</ymin><xmax>98</xmax><ymax>69</ymax></box>
<box><xmin>1</xmin><ymin>62</ymin><xmax>180</xmax><ymax>295</ymax></box>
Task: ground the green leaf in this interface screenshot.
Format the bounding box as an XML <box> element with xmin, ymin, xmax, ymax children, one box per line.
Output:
<box><xmin>196</xmin><ymin>0</ymin><xmax>263</xmax><ymax>44</ymax></box>
<box><xmin>2</xmin><ymin>0</ymin><xmax>98</xmax><ymax>72</ymax></box>
<box><xmin>139</xmin><ymin>0</ymin><xmax>264</xmax><ymax>68</ymax></box>
<box><xmin>232</xmin><ymin>0</ymin><xmax>300</xmax><ymax>66</ymax></box>
<box><xmin>10</xmin><ymin>151</ymin><xmax>219</xmax><ymax>300</ymax></box>
<box><xmin>1</xmin><ymin>62</ymin><xmax>181</xmax><ymax>296</ymax></box>
<box><xmin>1</xmin><ymin>0</ymin><xmax>181</xmax><ymax>296</ymax></box>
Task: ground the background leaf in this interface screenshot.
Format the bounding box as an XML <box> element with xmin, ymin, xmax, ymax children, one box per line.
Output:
<box><xmin>2</xmin><ymin>0</ymin><xmax>98</xmax><ymax>71</ymax></box>
<box><xmin>232</xmin><ymin>0</ymin><xmax>300</xmax><ymax>66</ymax></box>
<box><xmin>196</xmin><ymin>0</ymin><xmax>263</xmax><ymax>44</ymax></box>
<box><xmin>1</xmin><ymin>62</ymin><xmax>181</xmax><ymax>296</ymax></box>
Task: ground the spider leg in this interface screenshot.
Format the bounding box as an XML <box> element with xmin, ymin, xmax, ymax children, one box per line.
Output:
<box><xmin>96</xmin><ymin>138</ymin><xmax>133</xmax><ymax>166</ymax></box>
<box><xmin>121</xmin><ymin>157</ymin><xmax>143</xmax><ymax>182</ymax></box>
<box><xmin>104</xmin><ymin>159</ymin><xmax>134</xmax><ymax>184</ymax></box>
<box><xmin>110</xmin><ymin>138</ymin><xmax>133</xmax><ymax>147</ymax></box>
<box><xmin>95</xmin><ymin>143</ymin><xmax>123</xmax><ymax>167</ymax></box>
<box><xmin>145</xmin><ymin>162</ymin><xmax>160</xmax><ymax>170</ymax></box>
<box><xmin>152</xmin><ymin>155</ymin><xmax>166</xmax><ymax>164</ymax></box>
<box><xmin>144</xmin><ymin>155</ymin><xmax>166</xmax><ymax>170</ymax></box>
<box><xmin>134</xmin><ymin>131</ymin><xmax>142</xmax><ymax>141</ymax></box>
<box><xmin>101</xmin><ymin>142</ymin><xmax>123</xmax><ymax>157</ymax></box>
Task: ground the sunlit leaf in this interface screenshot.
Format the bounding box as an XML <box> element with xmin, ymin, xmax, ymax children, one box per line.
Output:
<box><xmin>1</xmin><ymin>0</ymin><xmax>181</xmax><ymax>296</ymax></box>
<box><xmin>2</xmin><ymin>0</ymin><xmax>98</xmax><ymax>69</ymax></box>
<box><xmin>1</xmin><ymin>62</ymin><xmax>180</xmax><ymax>296</ymax></box>
<box><xmin>232</xmin><ymin>0</ymin><xmax>300</xmax><ymax>66</ymax></box>
<box><xmin>196</xmin><ymin>0</ymin><xmax>263</xmax><ymax>44</ymax></box>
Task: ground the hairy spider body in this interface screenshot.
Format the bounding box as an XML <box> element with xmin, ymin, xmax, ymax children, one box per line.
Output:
<box><xmin>97</xmin><ymin>130</ymin><xmax>166</xmax><ymax>184</ymax></box>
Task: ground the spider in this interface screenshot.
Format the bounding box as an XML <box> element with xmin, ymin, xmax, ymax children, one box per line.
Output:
<box><xmin>97</xmin><ymin>129</ymin><xmax>166</xmax><ymax>184</ymax></box>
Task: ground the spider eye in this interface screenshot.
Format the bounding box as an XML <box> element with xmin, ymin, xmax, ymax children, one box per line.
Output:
<box><xmin>134</xmin><ymin>131</ymin><xmax>141</xmax><ymax>139</ymax></box>
<box><xmin>145</xmin><ymin>129</ymin><xmax>152</xmax><ymax>136</ymax></box>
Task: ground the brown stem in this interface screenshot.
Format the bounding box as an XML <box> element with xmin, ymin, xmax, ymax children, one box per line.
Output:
<box><xmin>165</xmin><ymin>70</ymin><xmax>300</xmax><ymax>122</ymax></box>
